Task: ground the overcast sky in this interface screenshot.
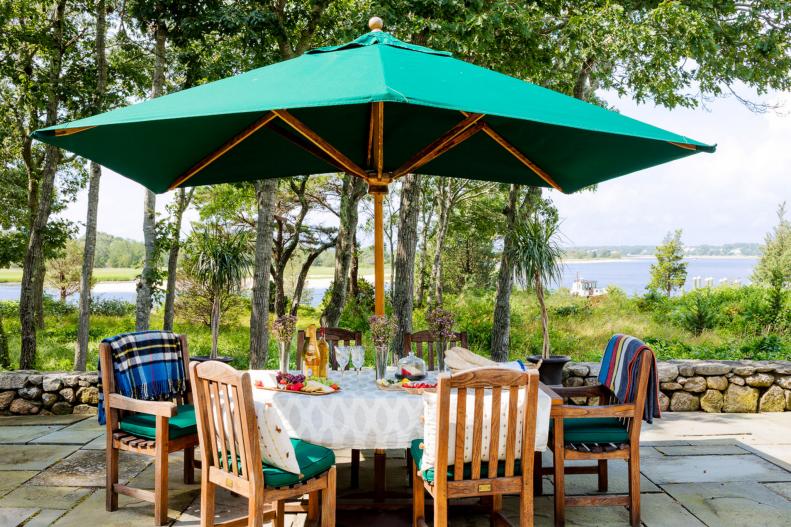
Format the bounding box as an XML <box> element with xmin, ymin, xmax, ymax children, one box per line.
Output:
<box><xmin>60</xmin><ymin>87</ymin><xmax>790</xmax><ymax>247</ymax></box>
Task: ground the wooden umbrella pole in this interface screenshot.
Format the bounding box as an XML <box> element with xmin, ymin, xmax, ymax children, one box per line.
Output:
<box><xmin>372</xmin><ymin>188</ymin><xmax>386</xmax><ymax>316</ymax></box>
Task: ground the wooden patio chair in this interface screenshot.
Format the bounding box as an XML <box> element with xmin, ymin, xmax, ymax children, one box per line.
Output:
<box><xmin>99</xmin><ymin>334</ymin><xmax>198</xmax><ymax>526</ymax></box>
<box><xmin>541</xmin><ymin>349</ymin><xmax>653</xmax><ymax>527</ymax></box>
<box><xmin>403</xmin><ymin>330</ymin><xmax>468</xmax><ymax>371</ymax></box>
<box><xmin>411</xmin><ymin>367</ymin><xmax>540</xmax><ymax>527</ymax></box>
<box><xmin>297</xmin><ymin>326</ymin><xmax>364</xmax><ymax>487</ymax></box>
<box><xmin>190</xmin><ymin>360</ymin><xmax>336</xmax><ymax>527</ymax></box>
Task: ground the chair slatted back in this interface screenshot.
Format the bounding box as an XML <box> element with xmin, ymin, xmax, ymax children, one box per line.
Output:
<box><xmin>296</xmin><ymin>327</ymin><xmax>362</xmax><ymax>370</ymax></box>
<box><xmin>98</xmin><ymin>334</ymin><xmax>193</xmax><ymax>425</ymax></box>
<box><xmin>404</xmin><ymin>330</ymin><xmax>468</xmax><ymax>371</ymax></box>
<box><xmin>190</xmin><ymin>361</ymin><xmax>262</xmax><ymax>497</ymax></box>
<box><xmin>433</xmin><ymin>368</ymin><xmax>539</xmax><ymax>490</ymax></box>
<box><xmin>626</xmin><ymin>350</ymin><xmax>653</xmax><ymax>442</ymax></box>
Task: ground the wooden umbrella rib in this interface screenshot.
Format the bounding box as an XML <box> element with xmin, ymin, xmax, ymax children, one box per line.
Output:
<box><xmin>478</xmin><ymin>122</ymin><xmax>564</xmax><ymax>192</ymax></box>
<box><xmin>668</xmin><ymin>141</ymin><xmax>697</xmax><ymax>151</ymax></box>
<box><xmin>52</xmin><ymin>126</ymin><xmax>96</xmax><ymax>136</ymax></box>
<box><xmin>273</xmin><ymin>109</ymin><xmax>368</xmax><ymax>179</ymax></box>
<box><xmin>393</xmin><ymin>113</ymin><xmax>485</xmax><ymax>178</ymax></box>
<box><xmin>266</xmin><ymin>121</ymin><xmax>348</xmax><ymax>174</ymax></box>
<box><xmin>168</xmin><ymin>112</ymin><xmax>277</xmax><ymax>190</ymax></box>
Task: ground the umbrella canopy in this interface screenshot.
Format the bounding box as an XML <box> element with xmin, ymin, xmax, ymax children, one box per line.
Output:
<box><xmin>34</xmin><ymin>18</ymin><xmax>715</xmax><ymax>315</ymax></box>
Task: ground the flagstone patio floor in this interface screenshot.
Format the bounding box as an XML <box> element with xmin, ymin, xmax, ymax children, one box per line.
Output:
<box><xmin>0</xmin><ymin>412</ymin><xmax>789</xmax><ymax>526</ymax></box>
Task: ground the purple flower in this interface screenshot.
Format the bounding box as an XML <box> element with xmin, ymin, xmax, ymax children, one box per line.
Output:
<box><xmin>425</xmin><ymin>305</ymin><xmax>455</xmax><ymax>340</ymax></box>
<box><xmin>369</xmin><ymin>314</ymin><xmax>397</xmax><ymax>349</ymax></box>
<box><xmin>271</xmin><ymin>315</ymin><xmax>297</xmax><ymax>344</ymax></box>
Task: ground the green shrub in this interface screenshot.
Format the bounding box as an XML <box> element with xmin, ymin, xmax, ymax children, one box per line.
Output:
<box><xmin>90</xmin><ymin>298</ymin><xmax>136</xmax><ymax>317</ymax></box>
<box><xmin>739</xmin><ymin>335</ymin><xmax>789</xmax><ymax>361</ymax></box>
<box><xmin>675</xmin><ymin>290</ymin><xmax>721</xmax><ymax>336</ymax></box>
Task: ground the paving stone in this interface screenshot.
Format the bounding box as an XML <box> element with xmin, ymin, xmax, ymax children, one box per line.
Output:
<box><xmin>80</xmin><ymin>435</ymin><xmax>106</xmax><ymax>450</ymax></box>
<box><xmin>0</xmin><ymin>425</ymin><xmax>62</xmax><ymax>444</ymax></box>
<box><xmin>0</xmin><ymin>485</ymin><xmax>91</xmax><ymax>509</ymax></box>
<box><xmin>561</xmin><ymin>459</ymin><xmax>660</xmax><ymax>495</ymax></box>
<box><xmin>764</xmin><ymin>482</ymin><xmax>791</xmax><ymax>500</ymax></box>
<box><xmin>0</xmin><ymin>471</ymin><xmax>38</xmax><ymax>497</ymax></box>
<box><xmin>655</xmin><ymin>444</ymin><xmax>748</xmax><ymax>456</ymax></box>
<box><xmin>641</xmin><ymin>492</ymin><xmax>706</xmax><ymax>527</ymax></box>
<box><xmin>0</xmin><ymin>415</ymin><xmax>86</xmax><ymax>426</ymax></box>
<box><xmin>531</xmin><ymin>495</ymin><xmax>630</xmax><ymax>526</ymax></box>
<box><xmin>29</xmin><ymin>427</ymin><xmax>102</xmax><ymax>445</ymax></box>
<box><xmin>128</xmin><ymin>454</ymin><xmax>200</xmax><ymax>492</ymax></box>
<box><xmin>0</xmin><ymin>445</ymin><xmax>80</xmax><ymax>471</ymax></box>
<box><xmin>641</xmin><ymin>454</ymin><xmax>791</xmax><ymax>484</ymax></box>
<box><xmin>51</xmin><ymin>483</ymin><xmax>194</xmax><ymax>527</ymax></box>
<box><xmin>27</xmin><ymin>449</ymin><xmax>151</xmax><ymax>487</ymax></box>
<box><xmin>0</xmin><ymin>507</ymin><xmax>38</xmax><ymax>526</ymax></box>
<box><xmin>22</xmin><ymin>509</ymin><xmax>68</xmax><ymax>527</ymax></box>
<box><xmin>662</xmin><ymin>481</ymin><xmax>791</xmax><ymax>527</ymax></box>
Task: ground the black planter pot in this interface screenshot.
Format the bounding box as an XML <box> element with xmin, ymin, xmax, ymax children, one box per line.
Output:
<box><xmin>527</xmin><ymin>355</ymin><xmax>571</xmax><ymax>386</ymax></box>
<box><xmin>190</xmin><ymin>355</ymin><xmax>234</xmax><ymax>365</ymax></box>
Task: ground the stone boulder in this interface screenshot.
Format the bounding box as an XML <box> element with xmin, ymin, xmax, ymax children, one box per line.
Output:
<box><xmin>26</xmin><ymin>374</ymin><xmax>43</xmax><ymax>386</ymax></box>
<box><xmin>59</xmin><ymin>387</ymin><xmax>76</xmax><ymax>403</ymax></box>
<box><xmin>76</xmin><ymin>386</ymin><xmax>99</xmax><ymax>405</ymax></box>
<box><xmin>695</xmin><ymin>363</ymin><xmax>731</xmax><ymax>376</ymax></box>
<box><xmin>661</xmin><ymin>382</ymin><xmax>682</xmax><ymax>391</ymax></box>
<box><xmin>730</xmin><ymin>376</ymin><xmax>746</xmax><ymax>386</ymax></box>
<box><xmin>700</xmin><ymin>390</ymin><xmax>724</xmax><ymax>413</ymax></box>
<box><xmin>658</xmin><ymin>392</ymin><xmax>670</xmax><ymax>412</ymax></box>
<box><xmin>41</xmin><ymin>393</ymin><xmax>58</xmax><ymax>408</ymax></box>
<box><xmin>0</xmin><ymin>373</ymin><xmax>29</xmax><ymax>390</ymax></box>
<box><xmin>42</xmin><ymin>375</ymin><xmax>64</xmax><ymax>392</ymax></box>
<box><xmin>706</xmin><ymin>376</ymin><xmax>728</xmax><ymax>391</ymax></box>
<box><xmin>678</xmin><ymin>363</ymin><xmax>696</xmax><ymax>377</ymax></box>
<box><xmin>759</xmin><ymin>386</ymin><xmax>786</xmax><ymax>412</ymax></box>
<box><xmin>733</xmin><ymin>365</ymin><xmax>756</xmax><ymax>376</ymax></box>
<box><xmin>683</xmin><ymin>376</ymin><xmax>707</xmax><ymax>393</ymax></box>
<box><xmin>745</xmin><ymin>373</ymin><xmax>774</xmax><ymax>388</ymax></box>
<box><xmin>723</xmin><ymin>384</ymin><xmax>759</xmax><ymax>413</ymax></box>
<box><xmin>10</xmin><ymin>398</ymin><xmax>40</xmax><ymax>414</ymax></box>
<box><xmin>564</xmin><ymin>377</ymin><xmax>584</xmax><ymax>387</ymax></box>
<box><xmin>657</xmin><ymin>364</ymin><xmax>679</xmax><ymax>383</ymax></box>
<box><xmin>0</xmin><ymin>390</ymin><xmax>15</xmax><ymax>410</ymax></box>
<box><xmin>73</xmin><ymin>404</ymin><xmax>98</xmax><ymax>415</ymax></box>
<box><xmin>18</xmin><ymin>386</ymin><xmax>43</xmax><ymax>401</ymax></box>
<box><xmin>51</xmin><ymin>402</ymin><xmax>73</xmax><ymax>415</ymax></box>
<box><xmin>566</xmin><ymin>364</ymin><xmax>590</xmax><ymax>377</ymax></box>
<box><xmin>670</xmin><ymin>391</ymin><xmax>699</xmax><ymax>412</ymax></box>
<box><xmin>786</xmin><ymin>390</ymin><xmax>791</xmax><ymax>411</ymax></box>
<box><xmin>776</xmin><ymin>376</ymin><xmax>791</xmax><ymax>390</ymax></box>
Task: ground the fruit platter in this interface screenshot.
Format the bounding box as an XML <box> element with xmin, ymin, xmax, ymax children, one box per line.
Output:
<box><xmin>375</xmin><ymin>378</ymin><xmax>404</xmax><ymax>391</ymax></box>
<box><xmin>400</xmin><ymin>380</ymin><xmax>437</xmax><ymax>395</ymax></box>
<box><xmin>254</xmin><ymin>373</ymin><xmax>341</xmax><ymax>396</ymax></box>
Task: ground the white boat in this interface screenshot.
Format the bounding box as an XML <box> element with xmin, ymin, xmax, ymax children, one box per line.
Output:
<box><xmin>570</xmin><ymin>274</ymin><xmax>607</xmax><ymax>297</ymax></box>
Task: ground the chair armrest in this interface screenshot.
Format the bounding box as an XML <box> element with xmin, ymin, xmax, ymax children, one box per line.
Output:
<box><xmin>556</xmin><ymin>403</ymin><xmax>635</xmax><ymax>418</ymax></box>
<box><xmin>107</xmin><ymin>394</ymin><xmax>177</xmax><ymax>417</ymax></box>
<box><xmin>551</xmin><ymin>385</ymin><xmax>609</xmax><ymax>398</ymax></box>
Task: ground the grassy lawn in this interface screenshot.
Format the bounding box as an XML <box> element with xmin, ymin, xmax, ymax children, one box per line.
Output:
<box><xmin>0</xmin><ymin>267</ymin><xmax>140</xmax><ymax>283</ymax></box>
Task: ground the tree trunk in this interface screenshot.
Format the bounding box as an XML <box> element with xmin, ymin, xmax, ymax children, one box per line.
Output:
<box><xmin>75</xmin><ymin>0</ymin><xmax>108</xmax><ymax>370</ymax></box>
<box><xmin>415</xmin><ymin>194</ymin><xmax>434</xmax><ymax>308</ymax></box>
<box><xmin>163</xmin><ymin>188</ymin><xmax>192</xmax><ymax>331</ymax></box>
<box><xmin>19</xmin><ymin>0</ymin><xmax>66</xmax><ymax>370</ymax></box>
<box><xmin>210</xmin><ymin>294</ymin><xmax>220</xmax><ymax>359</ymax></box>
<box><xmin>273</xmin><ymin>267</ymin><xmax>287</xmax><ymax>317</ymax></box>
<box><xmin>136</xmin><ymin>23</ymin><xmax>166</xmax><ymax>331</ymax></box>
<box><xmin>349</xmin><ymin>232</ymin><xmax>359</xmax><ymax>299</ymax></box>
<box><xmin>34</xmin><ymin>257</ymin><xmax>45</xmax><ymax>329</ymax></box>
<box><xmin>321</xmin><ymin>174</ymin><xmax>366</xmax><ymax>327</ymax></box>
<box><xmin>390</xmin><ymin>174</ymin><xmax>421</xmax><ymax>359</ymax></box>
<box><xmin>535</xmin><ymin>271</ymin><xmax>550</xmax><ymax>358</ymax></box>
<box><xmin>249</xmin><ymin>179</ymin><xmax>277</xmax><ymax>369</ymax></box>
<box><xmin>490</xmin><ymin>184</ymin><xmax>519</xmax><ymax>362</ymax></box>
<box><xmin>428</xmin><ymin>180</ymin><xmax>452</xmax><ymax>306</ymax></box>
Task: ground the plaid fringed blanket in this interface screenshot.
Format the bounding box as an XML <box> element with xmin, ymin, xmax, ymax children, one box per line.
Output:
<box><xmin>597</xmin><ymin>334</ymin><xmax>661</xmax><ymax>424</ymax></box>
<box><xmin>97</xmin><ymin>331</ymin><xmax>187</xmax><ymax>425</ymax></box>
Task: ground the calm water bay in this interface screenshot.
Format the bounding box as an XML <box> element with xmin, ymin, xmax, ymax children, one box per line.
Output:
<box><xmin>0</xmin><ymin>257</ymin><xmax>758</xmax><ymax>306</ymax></box>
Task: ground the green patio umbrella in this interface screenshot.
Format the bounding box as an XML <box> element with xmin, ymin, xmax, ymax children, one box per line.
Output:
<box><xmin>33</xmin><ymin>17</ymin><xmax>715</xmax><ymax>316</ymax></box>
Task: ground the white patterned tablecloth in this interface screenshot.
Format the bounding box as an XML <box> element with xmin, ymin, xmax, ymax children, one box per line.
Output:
<box><xmin>249</xmin><ymin>369</ymin><xmax>551</xmax><ymax>452</ymax></box>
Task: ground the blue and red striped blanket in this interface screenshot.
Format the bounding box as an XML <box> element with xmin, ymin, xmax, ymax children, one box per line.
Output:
<box><xmin>597</xmin><ymin>334</ymin><xmax>661</xmax><ymax>423</ymax></box>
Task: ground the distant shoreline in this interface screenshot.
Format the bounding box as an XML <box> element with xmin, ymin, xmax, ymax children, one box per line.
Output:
<box><xmin>562</xmin><ymin>255</ymin><xmax>759</xmax><ymax>264</ymax></box>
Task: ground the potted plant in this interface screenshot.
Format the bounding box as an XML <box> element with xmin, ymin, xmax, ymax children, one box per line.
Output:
<box><xmin>184</xmin><ymin>222</ymin><xmax>253</xmax><ymax>364</ymax></box>
<box><xmin>425</xmin><ymin>304</ymin><xmax>455</xmax><ymax>371</ymax></box>
<box><xmin>369</xmin><ymin>314</ymin><xmax>396</xmax><ymax>380</ymax></box>
<box><xmin>271</xmin><ymin>315</ymin><xmax>297</xmax><ymax>373</ymax></box>
<box><xmin>510</xmin><ymin>203</ymin><xmax>568</xmax><ymax>385</ymax></box>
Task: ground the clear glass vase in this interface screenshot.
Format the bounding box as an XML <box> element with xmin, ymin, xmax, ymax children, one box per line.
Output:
<box><xmin>278</xmin><ymin>341</ymin><xmax>290</xmax><ymax>374</ymax></box>
<box><xmin>437</xmin><ymin>338</ymin><xmax>447</xmax><ymax>372</ymax></box>
<box><xmin>375</xmin><ymin>345</ymin><xmax>389</xmax><ymax>380</ymax></box>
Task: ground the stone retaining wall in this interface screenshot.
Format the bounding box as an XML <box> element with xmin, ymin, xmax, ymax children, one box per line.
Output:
<box><xmin>563</xmin><ymin>360</ymin><xmax>791</xmax><ymax>413</ymax></box>
<box><xmin>0</xmin><ymin>370</ymin><xmax>99</xmax><ymax>416</ymax></box>
<box><xmin>2</xmin><ymin>360</ymin><xmax>791</xmax><ymax>415</ymax></box>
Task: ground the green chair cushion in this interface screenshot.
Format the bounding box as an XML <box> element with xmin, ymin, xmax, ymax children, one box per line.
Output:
<box><xmin>550</xmin><ymin>417</ymin><xmax>629</xmax><ymax>444</ymax></box>
<box><xmin>263</xmin><ymin>439</ymin><xmax>335</xmax><ymax>488</ymax></box>
<box><xmin>118</xmin><ymin>403</ymin><xmax>197</xmax><ymax>440</ymax></box>
<box><xmin>410</xmin><ymin>439</ymin><xmax>522</xmax><ymax>483</ymax></box>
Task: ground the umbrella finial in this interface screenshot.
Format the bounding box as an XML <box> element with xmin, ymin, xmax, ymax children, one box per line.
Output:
<box><xmin>369</xmin><ymin>16</ymin><xmax>383</xmax><ymax>32</ymax></box>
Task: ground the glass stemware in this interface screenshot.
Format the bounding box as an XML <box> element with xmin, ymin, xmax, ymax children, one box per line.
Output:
<box><xmin>335</xmin><ymin>345</ymin><xmax>351</xmax><ymax>376</ymax></box>
<box><xmin>351</xmin><ymin>345</ymin><xmax>365</xmax><ymax>375</ymax></box>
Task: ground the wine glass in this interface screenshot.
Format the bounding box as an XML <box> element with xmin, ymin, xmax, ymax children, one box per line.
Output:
<box><xmin>351</xmin><ymin>345</ymin><xmax>365</xmax><ymax>375</ymax></box>
<box><xmin>335</xmin><ymin>345</ymin><xmax>351</xmax><ymax>377</ymax></box>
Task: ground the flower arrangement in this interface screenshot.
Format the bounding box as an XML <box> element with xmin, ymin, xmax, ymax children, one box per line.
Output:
<box><xmin>271</xmin><ymin>315</ymin><xmax>297</xmax><ymax>344</ymax></box>
<box><xmin>426</xmin><ymin>305</ymin><xmax>455</xmax><ymax>340</ymax></box>
<box><xmin>369</xmin><ymin>314</ymin><xmax>397</xmax><ymax>349</ymax></box>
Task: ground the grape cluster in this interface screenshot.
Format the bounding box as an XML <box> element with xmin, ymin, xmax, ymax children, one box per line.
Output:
<box><xmin>276</xmin><ymin>372</ymin><xmax>305</xmax><ymax>385</ymax></box>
